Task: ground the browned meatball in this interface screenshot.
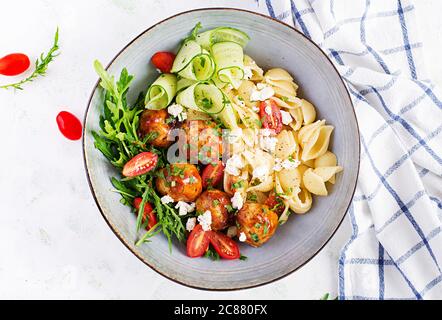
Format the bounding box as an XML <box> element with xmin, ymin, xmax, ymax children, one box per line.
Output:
<box><xmin>181</xmin><ymin>120</ymin><xmax>223</xmax><ymax>163</ymax></box>
<box><xmin>195</xmin><ymin>189</ymin><xmax>231</xmax><ymax>231</ymax></box>
<box><xmin>138</xmin><ymin>109</ymin><xmax>173</xmax><ymax>148</ymax></box>
<box><xmin>155</xmin><ymin>164</ymin><xmax>202</xmax><ymax>202</ymax></box>
<box><xmin>236</xmin><ymin>202</ymin><xmax>279</xmax><ymax>247</ymax></box>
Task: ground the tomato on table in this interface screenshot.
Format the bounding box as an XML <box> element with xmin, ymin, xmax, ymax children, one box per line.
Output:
<box><xmin>122</xmin><ymin>152</ymin><xmax>158</xmax><ymax>177</ymax></box>
<box><xmin>186</xmin><ymin>224</ymin><xmax>210</xmax><ymax>258</ymax></box>
<box><xmin>151</xmin><ymin>52</ymin><xmax>175</xmax><ymax>73</ymax></box>
<box><xmin>208</xmin><ymin>230</ymin><xmax>240</xmax><ymax>260</ymax></box>
<box><xmin>133</xmin><ymin>197</ymin><xmax>157</xmax><ymax>230</ymax></box>
<box><xmin>201</xmin><ymin>160</ymin><xmax>224</xmax><ymax>189</ymax></box>
<box><xmin>259</xmin><ymin>99</ymin><xmax>282</xmax><ymax>134</ymax></box>
<box><xmin>0</xmin><ymin>53</ymin><xmax>30</xmax><ymax>76</ymax></box>
<box><xmin>56</xmin><ymin>111</ymin><xmax>83</xmax><ymax>140</ymax></box>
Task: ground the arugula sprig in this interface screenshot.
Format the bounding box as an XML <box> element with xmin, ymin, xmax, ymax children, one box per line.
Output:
<box><xmin>92</xmin><ymin>61</ymin><xmax>185</xmax><ymax>251</ymax></box>
<box><xmin>1</xmin><ymin>28</ymin><xmax>60</xmax><ymax>90</ymax></box>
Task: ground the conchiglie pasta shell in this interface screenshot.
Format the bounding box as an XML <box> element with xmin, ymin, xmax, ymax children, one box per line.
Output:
<box><xmin>288</xmin><ymin>188</ymin><xmax>312</xmax><ymax>214</ymax></box>
<box><xmin>288</xmin><ymin>107</ymin><xmax>303</xmax><ymax>131</ymax></box>
<box><xmin>314</xmin><ymin>151</ymin><xmax>338</xmax><ymax>183</ymax></box>
<box><xmin>231</xmin><ymin>102</ymin><xmax>260</xmax><ymax>129</ymax></box>
<box><xmin>264</xmin><ymin>68</ymin><xmax>293</xmax><ymax>81</ymax></box>
<box><xmin>300</xmin><ymin>99</ymin><xmax>316</xmax><ymax>125</ymax></box>
<box><xmin>237</xmin><ymin>80</ymin><xmax>258</xmax><ymax>109</ymax></box>
<box><xmin>275</xmin><ymin>130</ymin><xmax>297</xmax><ymax>159</ymax></box>
<box><xmin>266</xmin><ymin>79</ymin><xmax>297</xmax><ymax>98</ymax></box>
<box><xmin>301</xmin><ymin>125</ymin><xmax>334</xmax><ymax>161</ymax></box>
<box><xmin>247</xmin><ymin>174</ymin><xmax>274</xmax><ymax>192</ymax></box>
<box><xmin>278</xmin><ymin>167</ymin><xmax>301</xmax><ymax>193</ymax></box>
<box><xmin>314</xmin><ymin>166</ymin><xmax>343</xmax><ymax>184</ymax></box>
<box><xmin>303</xmin><ymin>168</ymin><xmax>328</xmax><ymax>196</ymax></box>
<box><xmin>297</xmin><ymin>164</ymin><xmax>309</xmax><ymax>189</ymax></box>
<box><xmin>298</xmin><ymin>120</ymin><xmax>325</xmax><ymax>148</ymax></box>
<box><xmin>243</xmin><ymin>55</ymin><xmax>264</xmax><ymax>81</ymax></box>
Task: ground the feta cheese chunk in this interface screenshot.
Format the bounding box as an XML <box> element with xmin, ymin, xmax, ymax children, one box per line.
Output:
<box><xmin>273</xmin><ymin>158</ymin><xmax>283</xmax><ymax>172</ymax></box>
<box><xmin>280</xmin><ymin>110</ymin><xmax>293</xmax><ymax>125</ymax></box>
<box><xmin>239</xmin><ymin>232</ymin><xmax>247</xmax><ymax>242</ymax></box>
<box><xmin>250</xmin><ymin>85</ymin><xmax>275</xmax><ymax>102</ymax></box>
<box><xmin>198</xmin><ymin>210</ymin><xmax>212</xmax><ymax>231</ymax></box>
<box><xmin>186</xmin><ymin>217</ymin><xmax>196</xmax><ymax>232</ymax></box>
<box><xmin>161</xmin><ymin>195</ymin><xmax>174</xmax><ymax>204</ymax></box>
<box><xmin>253</xmin><ymin>165</ymin><xmax>269</xmax><ymax>182</ymax></box>
<box><xmin>175</xmin><ymin>201</ymin><xmax>196</xmax><ymax>216</ymax></box>
<box><xmin>243</xmin><ymin>66</ymin><xmax>253</xmax><ymax>80</ymax></box>
<box><xmin>281</xmin><ymin>158</ymin><xmax>300</xmax><ymax>169</ymax></box>
<box><xmin>168</xmin><ymin>103</ymin><xmax>187</xmax><ymax>121</ymax></box>
<box><xmin>231</xmin><ymin>191</ymin><xmax>244</xmax><ymax>210</ymax></box>
<box><xmin>225</xmin><ymin>154</ymin><xmax>245</xmax><ymax>176</ymax></box>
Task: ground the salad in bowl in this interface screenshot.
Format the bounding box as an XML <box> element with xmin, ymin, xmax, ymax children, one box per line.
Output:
<box><xmin>92</xmin><ymin>23</ymin><xmax>343</xmax><ymax>261</ymax></box>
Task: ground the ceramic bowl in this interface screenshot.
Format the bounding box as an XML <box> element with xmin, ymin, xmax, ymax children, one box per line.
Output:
<box><xmin>83</xmin><ymin>8</ymin><xmax>359</xmax><ymax>290</ymax></box>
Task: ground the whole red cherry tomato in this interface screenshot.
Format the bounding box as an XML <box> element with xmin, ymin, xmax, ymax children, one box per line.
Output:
<box><xmin>122</xmin><ymin>152</ymin><xmax>158</xmax><ymax>177</ymax></box>
<box><xmin>259</xmin><ymin>99</ymin><xmax>282</xmax><ymax>134</ymax></box>
<box><xmin>201</xmin><ymin>160</ymin><xmax>224</xmax><ymax>189</ymax></box>
<box><xmin>208</xmin><ymin>230</ymin><xmax>240</xmax><ymax>260</ymax></box>
<box><xmin>151</xmin><ymin>52</ymin><xmax>175</xmax><ymax>73</ymax></box>
<box><xmin>186</xmin><ymin>224</ymin><xmax>210</xmax><ymax>258</ymax></box>
<box><xmin>0</xmin><ymin>53</ymin><xmax>31</xmax><ymax>76</ymax></box>
<box><xmin>133</xmin><ymin>197</ymin><xmax>157</xmax><ymax>230</ymax></box>
<box><xmin>56</xmin><ymin>111</ymin><xmax>83</xmax><ymax>140</ymax></box>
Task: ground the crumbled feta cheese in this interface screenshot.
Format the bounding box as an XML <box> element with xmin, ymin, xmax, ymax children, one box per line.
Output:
<box><xmin>249</xmin><ymin>85</ymin><xmax>275</xmax><ymax>102</ymax></box>
<box><xmin>227</xmin><ymin>226</ymin><xmax>238</xmax><ymax>238</ymax></box>
<box><xmin>273</xmin><ymin>158</ymin><xmax>283</xmax><ymax>172</ymax></box>
<box><xmin>243</xmin><ymin>66</ymin><xmax>253</xmax><ymax>80</ymax></box>
<box><xmin>239</xmin><ymin>232</ymin><xmax>247</xmax><ymax>242</ymax></box>
<box><xmin>252</xmin><ymin>105</ymin><xmax>259</xmax><ymax>112</ymax></box>
<box><xmin>225</xmin><ymin>154</ymin><xmax>244</xmax><ymax>176</ymax></box>
<box><xmin>161</xmin><ymin>195</ymin><xmax>174</xmax><ymax>204</ymax></box>
<box><xmin>186</xmin><ymin>217</ymin><xmax>196</xmax><ymax>232</ymax></box>
<box><xmin>265</xmin><ymin>105</ymin><xmax>272</xmax><ymax>115</ymax></box>
<box><xmin>260</xmin><ymin>136</ymin><xmax>278</xmax><ymax>153</ymax></box>
<box><xmin>281</xmin><ymin>158</ymin><xmax>300</xmax><ymax>169</ymax></box>
<box><xmin>256</xmin><ymin>83</ymin><xmax>267</xmax><ymax>90</ymax></box>
<box><xmin>260</xmin><ymin>128</ymin><xmax>272</xmax><ymax>137</ymax></box>
<box><xmin>156</xmin><ymin>68</ymin><xmax>162</xmax><ymax>74</ymax></box>
<box><xmin>198</xmin><ymin>210</ymin><xmax>212</xmax><ymax>231</ymax></box>
<box><xmin>280</xmin><ymin>110</ymin><xmax>293</xmax><ymax>125</ymax></box>
<box><xmin>168</xmin><ymin>103</ymin><xmax>187</xmax><ymax>122</ymax></box>
<box><xmin>175</xmin><ymin>201</ymin><xmax>195</xmax><ymax>216</ymax></box>
<box><xmin>253</xmin><ymin>165</ymin><xmax>269</xmax><ymax>181</ymax></box>
<box><xmin>231</xmin><ymin>191</ymin><xmax>244</xmax><ymax>210</ymax></box>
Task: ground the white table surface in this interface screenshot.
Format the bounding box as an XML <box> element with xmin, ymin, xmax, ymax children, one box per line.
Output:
<box><xmin>0</xmin><ymin>0</ymin><xmax>440</xmax><ymax>299</ymax></box>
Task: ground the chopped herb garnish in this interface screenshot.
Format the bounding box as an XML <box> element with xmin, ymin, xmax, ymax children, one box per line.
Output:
<box><xmin>250</xmin><ymin>233</ymin><xmax>259</xmax><ymax>242</ymax></box>
<box><xmin>239</xmin><ymin>255</ymin><xmax>248</xmax><ymax>261</ymax></box>
<box><xmin>247</xmin><ymin>193</ymin><xmax>258</xmax><ymax>202</ymax></box>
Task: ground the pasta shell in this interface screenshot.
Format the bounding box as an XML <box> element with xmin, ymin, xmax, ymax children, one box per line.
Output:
<box><xmin>288</xmin><ymin>188</ymin><xmax>312</xmax><ymax>214</ymax></box>
<box><xmin>301</xmin><ymin>125</ymin><xmax>334</xmax><ymax>161</ymax></box>
<box><xmin>303</xmin><ymin>168</ymin><xmax>328</xmax><ymax>196</ymax></box>
<box><xmin>300</xmin><ymin>99</ymin><xmax>316</xmax><ymax>125</ymax></box>
<box><xmin>244</xmin><ymin>55</ymin><xmax>264</xmax><ymax>81</ymax></box>
<box><xmin>314</xmin><ymin>151</ymin><xmax>338</xmax><ymax>183</ymax></box>
<box><xmin>237</xmin><ymin>80</ymin><xmax>258</xmax><ymax>109</ymax></box>
<box><xmin>275</xmin><ymin>130</ymin><xmax>298</xmax><ymax>159</ymax></box>
<box><xmin>264</xmin><ymin>68</ymin><xmax>294</xmax><ymax>81</ymax></box>
<box><xmin>298</xmin><ymin>120</ymin><xmax>325</xmax><ymax>148</ymax></box>
<box><xmin>313</xmin><ymin>166</ymin><xmax>343</xmax><ymax>183</ymax></box>
<box><xmin>278</xmin><ymin>167</ymin><xmax>302</xmax><ymax>193</ymax></box>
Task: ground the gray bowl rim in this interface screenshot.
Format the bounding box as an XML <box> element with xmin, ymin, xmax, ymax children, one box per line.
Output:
<box><xmin>82</xmin><ymin>7</ymin><xmax>361</xmax><ymax>291</ymax></box>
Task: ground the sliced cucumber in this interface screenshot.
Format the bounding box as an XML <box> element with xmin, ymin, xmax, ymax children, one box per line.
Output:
<box><xmin>215</xmin><ymin>102</ymin><xmax>239</xmax><ymax>129</ymax></box>
<box><xmin>145</xmin><ymin>73</ymin><xmax>177</xmax><ymax>110</ymax></box>
<box><xmin>196</xmin><ymin>27</ymin><xmax>250</xmax><ymax>49</ymax></box>
<box><xmin>177</xmin><ymin>52</ymin><xmax>215</xmax><ymax>81</ymax></box>
<box><xmin>170</xmin><ymin>40</ymin><xmax>202</xmax><ymax>73</ymax></box>
<box><xmin>176</xmin><ymin>76</ymin><xmax>197</xmax><ymax>93</ymax></box>
<box><xmin>211</xmin><ymin>41</ymin><xmax>244</xmax><ymax>89</ymax></box>
<box><xmin>176</xmin><ymin>83</ymin><xmax>225</xmax><ymax>115</ymax></box>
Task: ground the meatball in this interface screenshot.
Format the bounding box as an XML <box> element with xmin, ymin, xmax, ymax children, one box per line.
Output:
<box><xmin>181</xmin><ymin>120</ymin><xmax>223</xmax><ymax>163</ymax></box>
<box><xmin>195</xmin><ymin>189</ymin><xmax>231</xmax><ymax>231</ymax></box>
<box><xmin>138</xmin><ymin>109</ymin><xmax>173</xmax><ymax>148</ymax></box>
<box><xmin>236</xmin><ymin>202</ymin><xmax>279</xmax><ymax>247</ymax></box>
<box><xmin>156</xmin><ymin>163</ymin><xmax>202</xmax><ymax>202</ymax></box>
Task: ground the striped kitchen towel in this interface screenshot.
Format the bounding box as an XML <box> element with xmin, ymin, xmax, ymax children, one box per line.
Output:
<box><xmin>258</xmin><ymin>0</ymin><xmax>442</xmax><ymax>299</ymax></box>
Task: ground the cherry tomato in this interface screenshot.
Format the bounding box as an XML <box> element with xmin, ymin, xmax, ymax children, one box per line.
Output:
<box><xmin>56</xmin><ymin>111</ymin><xmax>83</xmax><ymax>140</ymax></box>
<box><xmin>208</xmin><ymin>231</ymin><xmax>240</xmax><ymax>260</ymax></box>
<box><xmin>151</xmin><ymin>52</ymin><xmax>175</xmax><ymax>73</ymax></box>
<box><xmin>259</xmin><ymin>99</ymin><xmax>282</xmax><ymax>134</ymax></box>
<box><xmin>186</xmin><ymin>224</ymin><xmax>210</xmax><ymax>258</ymax></box>
<box><xmin>133</xmin><ymin>197</ymin><xmax>157</xmax><ymax>230</ymax></box>
<box><xmin>264</xmin><ymin>192</ymin><xmax>285</xmax><ymax>215</ymax></box>
<box><xmin>122</xmin><ymin>152</ymin><xmax>158</xmax><ymax>177</ymax></box>
<box><xmin>201</xmin><ymin>160</ymin><xmax>224</xmax><ymax>189</ymax></box>
<box><xmin>0</xmin><ymin>53</ymin><xmax>30</xmax><ymax>76</ymax></box>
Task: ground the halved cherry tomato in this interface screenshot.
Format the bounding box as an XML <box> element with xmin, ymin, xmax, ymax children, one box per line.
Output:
<box><xmin>122</xmin><ymin>152</ymin><xmax>158</xmax><ymax>177</ymax></box>
<box><xmin>0</xmin><ymin>53</ymin><xmax>30</xmax><ymax>76</ymax></box>
<box><xmin>264</xmin><ymin>192</ymin><xmax>285</xmax><ymax>215</ymax></box>
<box><xmin>133</xmin><ymin>197</ymin><xmax>157</xmax><ymax>230</ymax></box>
<box><xmin>201</xmin><ymin>160</ymin><xmax>224</xmax><ymax>189</ymax></box>
<box><xmin>56</xmin><ymin>111</ymin><xmax>83</xmax><ymax>140</ymax></box>
<box><xmin>151</xmin><ymin>52</ymin><xmax>175</xmax><ymax>73</ymax></box>
<box><xmin>208</xmin><ymin>231</ymin><xmax>240</xmax><ymax>260</ymax></box>
<box><xmin>186</xmin><ymin>224</ymin><xmax>210</xmax><ymax>258</ymax></box>
<box><xmin>259</xmin><ymin>99</ymin><xmax>282</xmax><ymax>134</ymax></box>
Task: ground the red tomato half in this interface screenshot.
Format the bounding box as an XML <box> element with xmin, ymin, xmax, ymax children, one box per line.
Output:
<box><xmin>151</xmin><ymin>52</ymin><xmax>175</xmax><ymax>73</ymax></box>
<box><xmin>122</xmin><ymin>152</ymin><xmax>158</xmax><ymax>177</ymax></box>
<box><xmin>208</xmin><ymin>231</ymin><xmax>240</xmax><ymax>260</ymax></box>
<box><xmin>259</xmin><ymin>99</ymin><xmax>282</xmax><ymax>134</ymax></box>
<box><xmin>186</xmin><ymin>224</ymin><xmax>210</xmax><ymax>258</ymax></box>
<box><xmin>201</xmin><ymin>160</ymin><xmax>224</xmax><ymax>189</ymax></box>
<box><xmin>133</xmin><ymin>197</ymin><xmax>157</xmax><ymax>230</ymax></box>
<box><xmin>0</xmin><ymin>53</ymin><xmax>30</xmax><ymax>76</ymax></box>
<box><xmin>56</xmin><ymin>111</ymin><xmax>83</xmax><ymax>140</ymax></box>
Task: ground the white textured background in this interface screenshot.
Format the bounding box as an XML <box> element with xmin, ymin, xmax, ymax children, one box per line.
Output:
<box><xmin>0</xmin><ymin>0</ymin><xmax>440</xmax><ymax>299</ymax></box>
